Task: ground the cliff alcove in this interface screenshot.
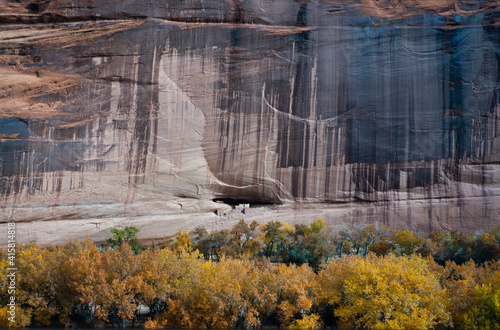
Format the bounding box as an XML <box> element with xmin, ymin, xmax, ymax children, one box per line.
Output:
<box><xmin>1</xmin><ymin>0</ymin><xmax>499</xmax><ymax>245</ymax></box>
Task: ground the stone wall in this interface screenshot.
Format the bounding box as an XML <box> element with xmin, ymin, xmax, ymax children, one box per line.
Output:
<box><xmin>0</xmin><ymin>0</ymin><xmax>499</xmax><ymax>245</ymax></box>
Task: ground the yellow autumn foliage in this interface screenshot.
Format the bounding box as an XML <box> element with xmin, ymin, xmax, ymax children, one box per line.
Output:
<box><xmin>153</xmin><ymin>255</ymin><xmax>261</xmax><ymax>329</ymax></box>
<box><xmin>1</xmin><ymin>222</ymin><xmax>499</xmax><ymax>329</ymax></box>
<box><xmin>0</xmin><ymin>306</ymin><xmax>31</xmax><ymax>328</ymax></box>
<box><xmin>288</xmin><ymin>313</ymin><xmax>322</xmax><ymax>329</ymax></box>
<box><xmin>317</xmin><ymin>253</ymin><xmax>450</xmax><ymax>329</ymax></box>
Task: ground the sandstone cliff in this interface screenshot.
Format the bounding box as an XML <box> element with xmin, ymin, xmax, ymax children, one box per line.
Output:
<box><xmin>1</xmin><ymin>0</ymin><xmax>499</xmax><ymax>246</ymax></box>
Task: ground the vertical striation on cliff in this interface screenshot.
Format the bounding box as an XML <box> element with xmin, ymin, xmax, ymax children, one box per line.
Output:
<box><xmin>0</xmin><ymin>0</ymin><xmax>499</xmax><ymax>245</ymax></box>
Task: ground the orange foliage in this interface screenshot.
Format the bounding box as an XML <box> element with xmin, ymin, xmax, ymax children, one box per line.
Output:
<box><xmin>1</xmin><ymin>222</ymin><xmax>500</xmax><ymax>329</ymax></box>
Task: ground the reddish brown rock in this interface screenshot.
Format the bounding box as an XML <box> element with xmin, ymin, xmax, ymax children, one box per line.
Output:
<box><xmin>0</xmin><ymin>0</ymin><xmax>499</xmax><ymax>246</ymax></box>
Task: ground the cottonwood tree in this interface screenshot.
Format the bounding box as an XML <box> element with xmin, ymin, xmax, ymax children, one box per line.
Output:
<box><xmin>317</xmin><ymin>253</ymin><xmax>450</xmax><ymax>329</ymax></box>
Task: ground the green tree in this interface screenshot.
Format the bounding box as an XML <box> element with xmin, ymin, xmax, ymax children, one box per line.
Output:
<box><xmin>310</xmin><ymin>218</ymin><xmax>326</xmax><ymax>234</ymax></box>
<box><xmin>105</xmin><ymin>226</ymin><xmax>143</xmax><ymax>254</ymax></box>
<box><xmin>261</xmin><ymin>221</ymin><xmax>293</xmax><ymax>261</ymax></box>
<box><xmin>286</xmin><ymin>220</ymin><xmax>335</xmax><ymax>270</ymax></box>
<box><xmin>432</xmin><ymin>230</ymin><xmax>474</xmax><ymax>265</ymax></box>
<box><xmin>471</xmin><ymin>232</ymin><xmax>500</xmax><ymax>264</ymax></box>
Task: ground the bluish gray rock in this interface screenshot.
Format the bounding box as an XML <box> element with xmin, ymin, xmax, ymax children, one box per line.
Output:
<box><xmin>0</xmin><ymin>0</ymin><xmax>499</xmax><ymax>245</ymax></box>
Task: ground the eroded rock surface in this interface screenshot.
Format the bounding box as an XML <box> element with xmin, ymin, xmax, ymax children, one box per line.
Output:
<box><xmin>0</xmin><ymin>0</ymin><xmax>499</xmax><ymax>245</ymax></box>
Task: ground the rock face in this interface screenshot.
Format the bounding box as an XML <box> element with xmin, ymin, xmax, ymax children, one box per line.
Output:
<box><xmin>1</xmin><ymin>0</ymin><xmax>499</xmax><ymax>245</ymax></box>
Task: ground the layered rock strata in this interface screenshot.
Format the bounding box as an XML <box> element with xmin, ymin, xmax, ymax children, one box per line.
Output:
<box><xmin>0</xmin><ymin>0</ymin><xmax>499</xmax><ymax>245</ymax></box>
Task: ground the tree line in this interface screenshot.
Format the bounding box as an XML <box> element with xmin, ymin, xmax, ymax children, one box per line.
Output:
<box><xmin>187</xmin><ymin>219</ymin><xmax>500</xmax><ymax>269</ymax></box>
<box><xmin>0</xmin><ymin>220</ymin><xmax>499</xmax><ymax>329</ymax></box>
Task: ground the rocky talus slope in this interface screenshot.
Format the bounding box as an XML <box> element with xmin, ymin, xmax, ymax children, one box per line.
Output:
<box><xmin>1</xmin><ymin>0</ymin><xmax>499</xmax><ymax>245</ymax></box>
